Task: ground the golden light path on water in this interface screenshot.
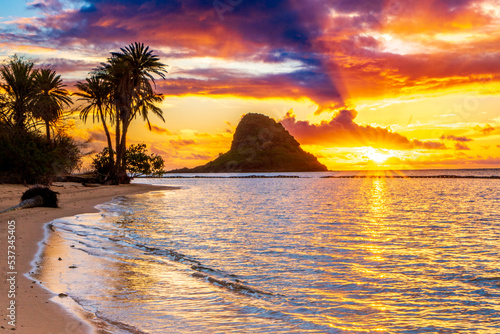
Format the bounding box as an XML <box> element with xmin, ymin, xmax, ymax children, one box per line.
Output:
<box><xmin>33</xmin><ymin>171</ymin><xmax>500</xmax><ymax>333</ymax></box>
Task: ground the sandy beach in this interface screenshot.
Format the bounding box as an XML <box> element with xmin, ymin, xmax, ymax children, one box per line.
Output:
<box><xmin>0</xmin><ymin>182</ymin><xmax>175</xmax><ymax>334</ymax></box>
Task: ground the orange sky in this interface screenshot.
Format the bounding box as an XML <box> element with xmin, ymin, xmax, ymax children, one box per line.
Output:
<box><xmin>1</xmin><ymin>0</ymin><xmax>500</xmax><ymax>170</ymax></box>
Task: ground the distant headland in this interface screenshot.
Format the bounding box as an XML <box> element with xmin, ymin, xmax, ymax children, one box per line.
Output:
<box><xmin>168</xmin><ymin>113</ymin><xmax>328</xmax><ymax>173</ymax></box>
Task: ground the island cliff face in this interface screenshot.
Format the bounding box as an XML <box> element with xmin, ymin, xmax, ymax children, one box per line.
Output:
<box><xmin>178</xmin><ymin>113</ymin><xmax>328</xmax><ymax>173</ymax></box>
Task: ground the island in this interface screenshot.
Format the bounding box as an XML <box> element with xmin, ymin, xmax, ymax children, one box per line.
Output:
<box><xmin>169</xmin><ymin>113</ymin><xmax>328</xmax><ymax>173</ymax></box>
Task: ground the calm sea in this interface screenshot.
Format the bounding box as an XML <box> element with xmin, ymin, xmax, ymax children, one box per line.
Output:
<box><xmin>33</xmin><ymin>170</ymin><xmax>500</xmax><ymax>333</ymax></box>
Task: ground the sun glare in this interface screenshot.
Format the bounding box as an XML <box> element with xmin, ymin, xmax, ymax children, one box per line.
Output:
<box><xmin>365</xmin><ymin>148</ymin><xmax>393</xmax><ymax>164</ymax></box>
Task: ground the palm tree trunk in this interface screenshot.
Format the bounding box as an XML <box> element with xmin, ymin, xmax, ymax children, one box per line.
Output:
<box><xmin>108</xmin><ymin>114</ymin><xmax>121</xmax><ymax>184</ymax></box>
<box><xmin>115</xmin><ymin>115</ymin><xmax>120</xmax><ymax>158</ymax></box>
<box><xmin>118</xmin><ymin>118</ymin><xmax>130</xmax><ymax>176</ymax></box>
<box><xmin>110</xmin><ymin>108</ymin><xmax>131</xmax><ymax>184</ymax></box>
<box><xmin>98</xmin><ymin>106</ymin><xmax>113</xmax><ymax>163</ymax></box>
<box><xmin>14</xmin><ymin>106</ymin><xmax>26</xmax><ymax>132</ymax></box>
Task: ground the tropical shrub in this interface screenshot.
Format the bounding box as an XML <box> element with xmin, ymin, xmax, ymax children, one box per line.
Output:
<box><xmin>0</xmin><ymin>130</ymin><xmax>82</xmax><ymax>184</ymax></box>
<box><xmin>92</xmin><ymin>143</ymin><xmax>165</xmax><ymax>182</ymax></box>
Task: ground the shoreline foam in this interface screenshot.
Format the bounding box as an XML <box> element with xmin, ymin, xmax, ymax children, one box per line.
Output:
<box><xmin>0</xmin><ymin>182</ymin><xmax>176</xmax><ymax>334</ymax></box>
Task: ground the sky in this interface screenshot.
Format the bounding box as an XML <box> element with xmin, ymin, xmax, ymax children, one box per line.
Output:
<box><xmin>1</xmin><ymin>0</ymin><xmax>500</xmax><ymax>171</ymax></box>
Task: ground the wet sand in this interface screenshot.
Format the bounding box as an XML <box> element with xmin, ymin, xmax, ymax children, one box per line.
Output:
<box><xmin>0</xmin><ymin>182</ymin><xmax>175</xmax><ymax>333</ymax></box>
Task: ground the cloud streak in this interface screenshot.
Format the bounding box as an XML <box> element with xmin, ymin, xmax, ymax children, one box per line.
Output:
<box><xmin>149</xmin><ymin>124</ymin><xmax>172</xmax><ymax>135</ymax></box>
<box><xmin>281</xmin><ymin>109</ymin><xmax>446</xmax><ymax>150</ymax></box>
<box><xmin>441</xmin><ymin>135</ymin><xmax>473</xmax><ymax>142</ymax></box>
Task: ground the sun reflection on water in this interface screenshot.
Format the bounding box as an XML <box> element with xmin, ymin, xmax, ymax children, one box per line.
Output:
<box><xmin>33</xmin><ymin>175</ymin><xmax>500</xmax><ymax>333</ymax></box>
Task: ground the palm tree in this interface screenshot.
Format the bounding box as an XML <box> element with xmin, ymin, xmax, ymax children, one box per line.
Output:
<box><xmin>0</xmin><ymin>55</ymin><xmax>38</xmax><ymax>131</ymax></box>
<box><xmin>32</xmin><ymin>68</ymin><xmax>72</xmax><ymax>141</ymax></box>
<box><xmin>134</xmin><ymin>89</ymin><xmax>165</xmax><ymax>130</ymax></box>
<box><xmin>96</xmin><ymin>42</ymin><xmax>167</xmax><ymax>182</ymax></box>
<box><xmin>75</xmin><ymin>76</ymin><xmax>115</xmax><ymax>165</ymax></box>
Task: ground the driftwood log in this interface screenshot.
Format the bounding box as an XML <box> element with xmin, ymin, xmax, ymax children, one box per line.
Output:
<box><xmin>0</xmin><ymin>186</ymin><xmax>59</xmax><ymax>214</ymax></box>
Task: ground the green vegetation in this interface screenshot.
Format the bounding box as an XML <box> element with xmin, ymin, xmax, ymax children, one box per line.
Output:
<box><xmin>92</xmin><ymin>144</ymin><xmax>165</xmax><ymax>182</ymax></box>
<box><xmin>0</xmin><ymin>56</ymin><xmax>80</xmax><ymax>184</ymax></box>
<box><xmin>0</xmin><ymin>43</ymin><xmax>167</xmax><ymax>184</ymax></box>
<box><xmin>76</xmin><ymin>42</ymin><xmax>168</xmax><ymax>184</ymax></box>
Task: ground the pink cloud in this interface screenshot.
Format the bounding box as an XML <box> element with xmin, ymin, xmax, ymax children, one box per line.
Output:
<box><xmin>281</xmin><ymin>109</ymin><xmax>446</xmax><ymax>150</ymax></box>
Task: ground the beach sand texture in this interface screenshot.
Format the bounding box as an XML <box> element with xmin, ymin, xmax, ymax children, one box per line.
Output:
<box><xmin>0</xmin><ymin>182</ymin><xmax>174</xmax><ymax>334</ymax></box>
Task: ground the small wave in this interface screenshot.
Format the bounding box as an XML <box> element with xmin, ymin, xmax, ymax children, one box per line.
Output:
<box><xmin>95</xmin><ymin>311</ymin><xmax>150</xmax><ymax>334</ymax></box>
<box><xmin>469</xmin><ymin>276</ymin><xmax>500</xmax><ymax>282</ymax></box>
<box><xmin>133</xmin><ymin>243</ymin><xmax>276</xmax><ymax>297</ymax></box>
<box><xmin>191</xmin><ymin>271</ymin><xmax>275</xmax><ymax>296</ymax></box>
<box><xmin>136</xmin><ymin>243</ymin><xmax>202</xmax><ymax>266</ymax></box>
<box><xmin>191</xmin><ymin>264</ymin><xmax>238</xmax><ymax>278</ymax></box>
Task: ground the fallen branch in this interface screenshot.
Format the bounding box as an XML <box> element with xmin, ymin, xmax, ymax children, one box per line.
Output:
<box><xmin>0</xmin><ymin>186</ymin><xmax>59</xmax><ymax>214</ymax></box>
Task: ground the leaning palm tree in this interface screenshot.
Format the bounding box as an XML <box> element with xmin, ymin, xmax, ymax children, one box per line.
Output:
<box><xmin>0</xmin><ymin>55</ymin><xmax>38</xmax><ymax>131</ymax></box>
<box><xmin>95</xmin><ymin>42</ymin><xmax>167</xmax><ymax>183</ymax></box>
<box><xmin>32</xmin><ymin>68</ymin><xmax>73</xmax><ymax>141</ymax></box>
<box><xmin>75</xmin><ymin>75</ymin><xmax>115</xmax><ymax>165</ymax></box>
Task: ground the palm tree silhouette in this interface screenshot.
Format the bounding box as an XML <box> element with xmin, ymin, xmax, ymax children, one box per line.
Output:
<box><xmin>75</xmin><ymin>75</ymin><xmax>115</xmax><ymax>165</ymax></box>
<box><xmin>32</xmin><ymin>68</ymin><xmax>72</xmax><ymax>141</ymax></box>
<box><xmin>0</xmin><ymin>56</ymin><xmax>38</xmax><ymax>131</ymax></box>
<box><xmin>95</xmin><ymin>42</ymin><xmax>167</xmax><ymax>183</ymax></box>
<box><xmin>134</xmin><ymin>83</ymin><xmax>165</xmax><ymax>130</ymax></box>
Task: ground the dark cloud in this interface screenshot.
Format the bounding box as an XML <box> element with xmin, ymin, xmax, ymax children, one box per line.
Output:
<box><xmin>15</xmin><ymin>0</ymin><xmax>346</xmax><ymax>110</ymax></box>
<box><xmin>440</xmin><ymin>135</ymin><xmax>473</xmax><ymax>142</ymax></box>
<box><xmin>149</xmin><ymin>124</ymin><xmax>172</xmax><ymax>135</ymax></box>
<box><xmin>184</xmin><ymin>153</ymin><xmax>212</xmax><ymax>160</ymax></box>
<box><xmin>413</xmin><ymin>140</ymin><xmax>447</xmax><ymax>150</ymax></box>
<box><xmin>455</xmin><ymin>142</ymin><xmax>471</xmax><ymax>150</ymax></box>
<box><xmin>27</xmin><ymin>0</ymin><xmax>64</xmax><ymax>13</ymax></box>
<box><xmin>35</xmin><ymin>58</ymin><xmax>97</xmax><ymax>75</ymax></box>
<box><xmin>474</xmin><ymin>124</ymin><xmax>496</xmax><ymax>135</ymax></box>
<box><xmin>478</xmin><ymin>157</ymin><xmax>500</xmax><ymax>165</ymax></box>
<box><xmin>169</xmin><ymin>138</ymin><xmax>196</xmax><ymax>148</ymax></box>
<box><xmin>388</xmin><ymin>52</ymin><xmax>500</xmax><ymax>82</ymax></box>
<box><xmin>158</xmin><ymin>69</ymin><xmax>341</xmax><ymax>106</ymax></box>
<box><xmin>280</xmin><ymin>109</ymin><xmax>446</xmax><ymax>150</ymax></box>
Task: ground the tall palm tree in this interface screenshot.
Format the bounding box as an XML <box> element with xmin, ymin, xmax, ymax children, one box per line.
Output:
<box><xmin>95</xmin><ymin>55</ymin><xmax>128</xmax><ymax>163</ymax></box>
<box><xmin>32</xmin><ymin>68</ymin><xmax>72</xmax><ymax>141</ymax></box>
<box><xmin>96</xmin><ymin>42</ymin><xmax>167</xmax><ymax>182</ymax></box>
<box><xmin>0</xmin><ymin>55</ymin><xmax>38</xmax><ymax>131</ymax></box>
<box><xmin>75</xmin><ymin>75</ymin><xmax>115</xmax><ymax>164</ymax></box>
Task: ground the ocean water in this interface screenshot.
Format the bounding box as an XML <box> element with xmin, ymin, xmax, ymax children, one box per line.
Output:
<box><xmin>33</xmin><ymin>170</ymin><xmax>500</xmax><ymax>333</ymax></box>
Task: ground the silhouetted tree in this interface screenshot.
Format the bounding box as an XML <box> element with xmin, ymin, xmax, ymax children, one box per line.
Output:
<box><xmin>93</xmin><ymin>42</ymin><xmax>167</xmax><ymax>183</ymax></box>
<box><xmin>0</xmin><ymin>56</ymin><xmax>82</xmax><ymax>184</ymax></box>
<box><xmin>0</xmin><ymin>55</ymin><xmax>37</xmax><ymax>131</ymax></box>
<box><xmin>75</xmin><ymin>75</ymin><xmax>115</xmax><ymax>167</ymax></box>
<box><xmin>32</xmin><ymin>68</ymin><xmax>73</xmax><ymax>141</ymax></box>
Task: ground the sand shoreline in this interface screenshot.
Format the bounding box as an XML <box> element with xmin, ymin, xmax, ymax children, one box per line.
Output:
<box><xmin>0</xmin><ymin>182</ymin><xmax>176</xmax><ymax>334</ymax></box>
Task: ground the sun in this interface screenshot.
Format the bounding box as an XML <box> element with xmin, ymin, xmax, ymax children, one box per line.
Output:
<box><xmin>369</xmin><ymin>152</ymin><xmax>388</xmax><ymax>163</ymax></box>
<box><xmin>365</xmin><ymin>148</ymin><xmax>394</xmax><ymax>164</ymax></box>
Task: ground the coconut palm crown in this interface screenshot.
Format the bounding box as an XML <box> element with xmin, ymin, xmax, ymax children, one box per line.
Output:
<box><xmin>32</xmin><ymin>68</ymin><xmax>73</xmax><ymax>140</ymax></box>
